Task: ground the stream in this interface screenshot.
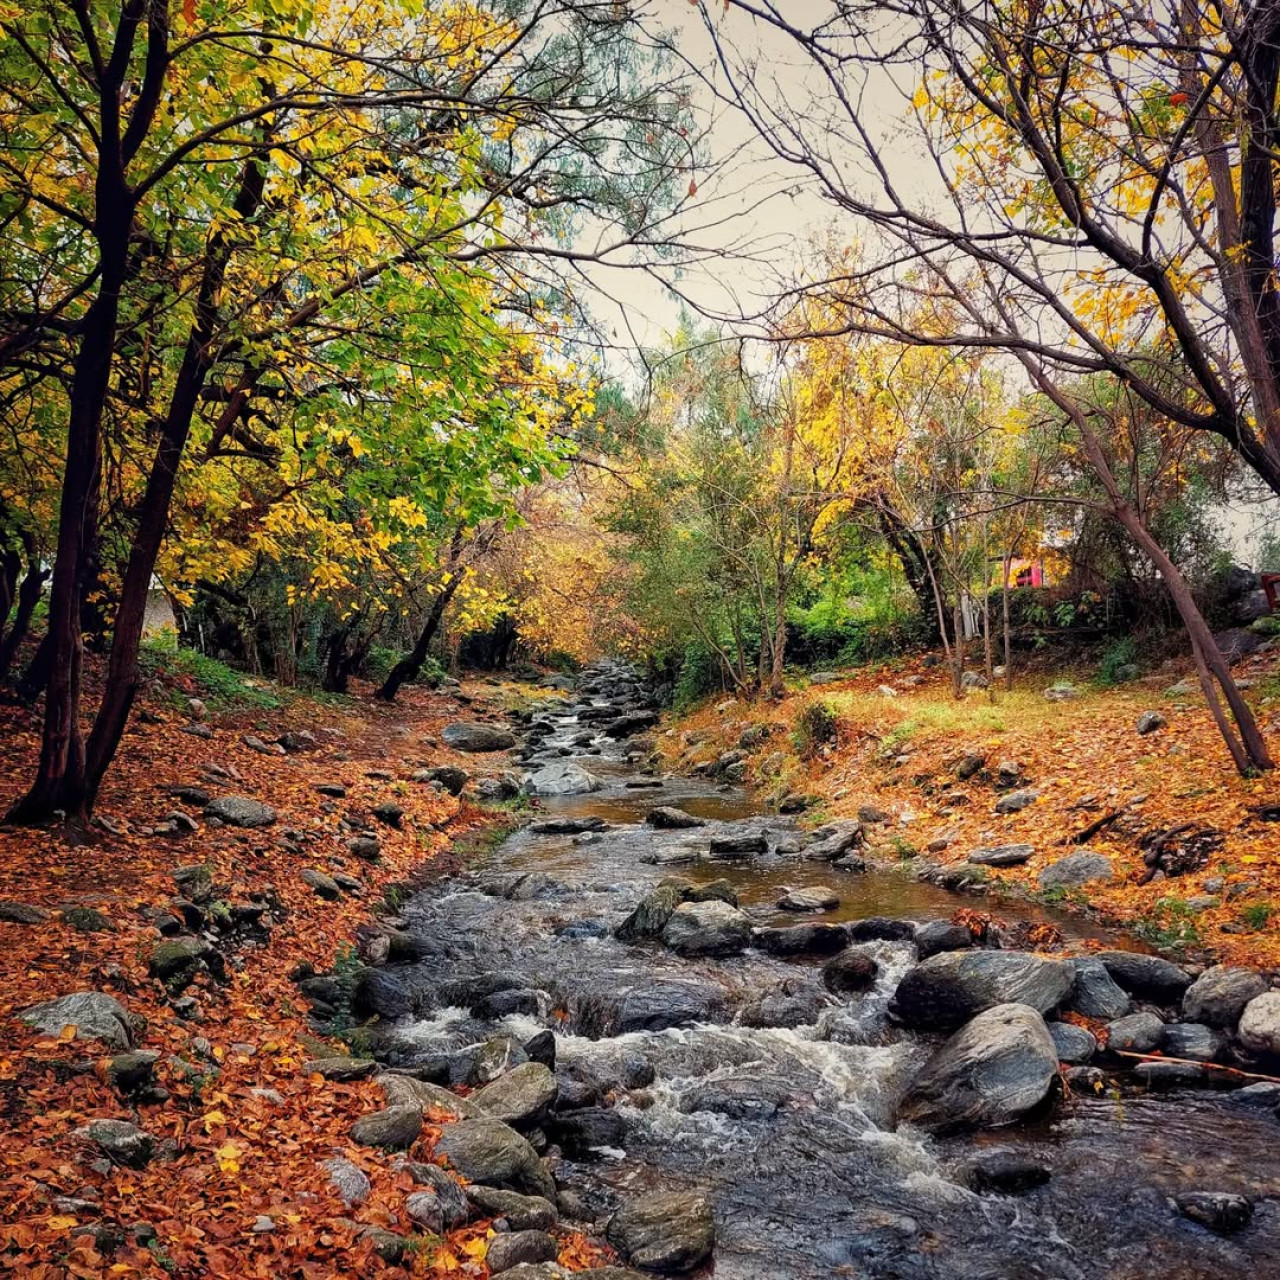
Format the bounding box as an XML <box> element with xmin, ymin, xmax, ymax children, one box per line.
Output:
<box><xmin>388</xmin><ymin>664</ymin><xmax>1280</xmax><ymax>1279</ymax></box>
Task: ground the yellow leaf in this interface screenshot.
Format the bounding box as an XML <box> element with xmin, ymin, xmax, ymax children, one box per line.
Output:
<box><xmin>57</xmin><ymin>1024</ymin><xmax>77</xmax><ymax>1043</ymax></box>
<box><xmin>46</xmin><ymin>1215</ymin><xmax>78</xmax><ymax>1230</ymax></box>
<box><xmin>216</xmin><ymin>1140</ymin><xmax>241</xmax><ymax>1174</ymax></box>
<box><xmin>203</xmin><ymin>1109</ymin><xmax>227</xmax><ymax>1131</ymax></box>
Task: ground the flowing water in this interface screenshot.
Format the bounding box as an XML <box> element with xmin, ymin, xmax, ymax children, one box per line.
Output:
<box><xmin>392</xmin><ymin>665</ymin><xmax>1280</xmax><ymax>1279</ymax></box>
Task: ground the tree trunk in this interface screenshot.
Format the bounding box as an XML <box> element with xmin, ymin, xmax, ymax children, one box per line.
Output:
<box><xmin>0</xmin><ymin>536</ymin><xmax>49</xmax><ymax>683</ymax></box>
<box><xmin>376</xmin><ymin>574</ymin><xmax>463</xmax><ymax>702</ymax></box>
<box><xmin>951</xmin><ymin>596</ymin><xmax>965</xmax><ymax>699</ymax></box>
<box><xmin>1001</xmin><ymin>552</ymin><xmax>1014</xmax><ymax>693</ymax></box>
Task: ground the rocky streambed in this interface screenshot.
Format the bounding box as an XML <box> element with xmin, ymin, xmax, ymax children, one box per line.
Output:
<box><xmin>306</xmin><ymin>663</ymin><xmax>1280</xmax><ymax>1279</ymax></box>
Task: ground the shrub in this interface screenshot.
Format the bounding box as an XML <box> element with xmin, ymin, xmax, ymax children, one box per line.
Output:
<box><xmin>793</xmin><ymin>698</ymin><xmax>838</xmax><ymax>756</ymax></box>
<box><xmin>672</xmin><ymin>642</ymin><xmax>722</xmax><ymax>711</ymax></box>
<box><xmin>1098</xmin><ymin>636</ymin><xmax>1138</xmax><ymax>685</ymax></box>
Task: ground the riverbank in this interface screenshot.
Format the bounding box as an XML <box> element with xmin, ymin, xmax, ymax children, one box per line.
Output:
<box><xmin>0</xmin><ymin>656</ymin><xmax>582</xmax><ymax>1277</ymax></box>
<box><xmin>657</xmin><ymin>649</ymin><xmax>1280</xmax><ymax>967</ymax></box>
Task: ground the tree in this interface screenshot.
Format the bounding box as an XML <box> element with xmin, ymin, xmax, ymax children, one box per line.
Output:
<box><xmin>0</xmin><ymin>0</ymin><xmax>698</xmax><ymax>824</ymax></box>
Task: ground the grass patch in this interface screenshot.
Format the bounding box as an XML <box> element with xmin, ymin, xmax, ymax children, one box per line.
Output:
<box><xmin>141</xmin><ymin>639</ymin><xmax>283</xmax><ymax>710</ymax></box>
<box><xmin>1133</xmin><ymin>896</ymin><xmax>1202</xmax><ymax>953</ymax></box>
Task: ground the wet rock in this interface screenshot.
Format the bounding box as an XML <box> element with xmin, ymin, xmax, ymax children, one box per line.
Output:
<box><xmin>546</xmin><ymin>1106</ymin><xmax>628</xmax><ymax>1159</ymax></box>
<box><xmin>1136</xmin><ymin>711</ymin><xmax>1167</xmax><ymax>735</ymax></box>
<box><xmin>896</xmin><ymin>1003</ymin><xmax>1059</xmax><ymax>1133</ymax></box>
<box><xmin>603</xmin><ymin>710</ymin><xmax>660</xmax><ymax>738</ymax></box>
<box><xmin>913</xmin><ymin>920</ymin><xmax>973</xmax><ymax>959</ymax></box>
<box><xmin>467</xmin><ymin>1185</ymin><xmax>557</xmax><ymax>1231</ymax></box>
<box><xmin>469</xmin><ymin>1036</ymin><xmax>531</xmax><ymax>1087</ymax></box>
<box><xmin>1097</xmin><ymin>951</ymin><xmax>1192</xmax><ymax>1001</ymax></box>
<box><xmin>351</xmin><ymin>967</ymin><xmax>412</xmax><ymax>1019</ymax></box>
<box><xmin>823</xmin><ymin>948</ymin><xmax>879</xmax><ymax>993</ymax></box>
<box><xmin>371</xmin><ymin>802</ymin><xmax>404</xmax><ymax>828</ymax></box>
<box><xmin>443</xmin><ymin>722</ymin><xmax>517</xmax><ymax>752</ymax></box>
<box><xmin>1064</xmin><ymin>1065</ymin><xmax>1108</xmax><ymax>1092</ymax></box>
<box><xmin>847</xmin><ymin>917</ymin><xmax>915</xmax><ymax>943</ymax></box>
<box><xmin>79</xmin><ymin>1118</ymin><xmax>154</xmax><ymax>1168</ymax></box>
<box><xmin>523</xmin><ymin>1030</ymin><xmax>556</xmax><ymax>1070</ymax></box>
<box><xmin>994</xmin><ymin>789</ymin><xmax>1038</xmax><ymax>815</ymax></box>
<box><xmin>1237</xmin><ymin>991</ymin><xmax>1280</xmax><ymax>1055</ymax></box>
<box><xmin>435</xmin><ymin>1119</ymin><xmax>556</xmax><ymax>1199</ymax></box>
<box><xmin>203</xmin><ymin>795</ymin><xmax>276</xmax><ymax>827</ymax></box>
<box><xmin>473</xmin><ymin>989</ymin><xmax>541</xmax><ymax>1020</ymax></box>
<box><xmin>740</xmin><ymin>985</ymin><xmax>828</xmax><ymax>1029</ymax></box>
<box><xmin>682</xmin><ymin>1075</ymin><xmax>793</xmax><ymax>1119</ymax></box>
<box><xmin>661</xmin><ymin>900</ymin><xmax>752</xmax><ymax>956</ymax></box>
<box><xmin>967</xmin><ymin>842</ymin><xmax>1034</xmax><ymax>867</ymax></box>
<box><xmin>1134</xmin><ymin>1061</ymin><xmax>1205</xmax><ymax>1089</ymax></box>
<box><xmin>777</xmin><ymin>885</ymin><xmax>839</xmax><ymax>912</ymax></box>
<box><xmin>530</xmin><ymin>816</ymin><xmax>607</xmax><ymax>835</ymax></box>
<box><xmin>1174</xmin><ymin>1191</ymin><xmax>1253</xmax><ymax>1235</ymax></box>
<box><xmin>803</xmin><ymin>822</ymin><xmax>864</xmax><ymax>861</ymax></box>
<box><xmin>1048</xmin><ymin>1022</ymin><xmax>1096</xmax><ymax>1064</ymax></box>
<box><xmin>606</xmin><ymin>979</ymin><xmax>728</xmax><ymax>1035</ymax></box>
<box><xmin>350</xmin><ymin>1104</ymin><xmax>423</xmax><ymax>1150</ymax></box>
<box><xmin>1037</xmin><ymin>851</ymin><xmax>1112</xmax><ymax>889</ymax></box>
<box><xmin>148</xmin><ymin>937</ymin><xmax>208</xmax><ymax>990</ymax></box>
<box><xmin>615</xmin><ymin>881</ymin><xmax>688</xmax><ymax>942</ymax></box>
<box><xmin>472</xmin><ymin>1062</ymin><xmax>558</xmax><ymax>1126</ymax></box>
<box><xmin>754</xmin><ymin>922</ymin><xmax>849</xmax><ymax>956</ymax></box>
<box><xmin>1105</xmin><ymin>1011</ymin><xmax>1164</xmax><ymax>1054</ymax></box>
<box><xmin>325</xmin><ymin>1156</ymin><xmax>372</xmax><ymax>1207</ymax></box>
<box><xmin>1228</xmin><ymin>1081</ymin><xmax>1280</xmax><ymax>1108</ymax></box>
<box><xmin>300</xmin><ymin>868</ymin><xmax>341</xmax><ymax>900</ymax></box>
<box><xmin>708</xmin><ymin>831</ymin><xmax>768</xmax><ymax>859</ymax></box>
<box><xmin>966</xmin><ymin>1151</ymin><xmax>1052</xmax><ymax>1194</ymax></box>
<box><xmin>526</xmin><ymin>762</ymin><xmax>603</xmax><ymax>795</ymax></box>
<box><xmin>1066</xmin><ymin>958</ymin><xmax>1132</xmax><ymax>1020</ymax></box>
<box><xmin>0</xmin><ymin>899</ymin><xmax>49</xmax><ymax>924</ymax></box>
<box><xmin>685</xmin><ymin>879</ymin><xmax>738</xmax><ymax>907</ymax></box>
<box><xmin>645</xmin><ymin>807</ymin><xmax>705</xmax><ymax>830</ymax></box>
<box><xmin>1160</xmin><ymin>1023</ymin><xmax>1222</xmax><ymax>1062</ymax></box>
<box><xmin>778</xmin><ymin>792</ymin><xmax>820</xmax><ymax>814</ymax></box>
<box><xmin>487</xmin><ymin>1230</ymin><xmax>560</xmax><ymax>1274</ymax></box>
<box><xmin>1181</xmin><ymin>966</ymin><xmax>1267</xmax><ymax>1027</ymax></box>
<box><xmin>606</xmin><ymin>1190</ymin><xmax>716</xmax><ymax>1273</ymax></box>
<box><xmin>415</xmin><ymin>765</ymin><xmax>468</xmax><ymax>795</ymax></box>
<box><xmin>893</xmin><ymin>951</ymin><xmax>1074</xmax><ymax>1031</ymax></box>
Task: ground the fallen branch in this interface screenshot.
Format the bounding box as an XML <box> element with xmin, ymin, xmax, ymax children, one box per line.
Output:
<box><xmin>1115</xmin><ymin>1050</ymin><xmax>1280</xmax><ymax>1086</ymax></box>
<box><xmin>1060</xmin><ymin>804</ymin><xmax>1128</xmax><ymax>846</ymax></box>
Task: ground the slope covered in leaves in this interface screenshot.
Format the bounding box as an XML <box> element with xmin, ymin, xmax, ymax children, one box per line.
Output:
<box><xmin>663</xmin><ymin>650</ymin><xmax>1280</xmax><ymax>967</ymax></box>
<box><xmin>0</xmin><ymin>659</ymin><xmax>598</xmax><ymax>1278</ymax></box>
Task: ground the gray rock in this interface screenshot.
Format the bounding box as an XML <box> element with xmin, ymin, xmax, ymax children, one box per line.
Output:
<box><xmin>1174</xmin><ymin>1191</ymin><xmax>1253</xmax><ymax>1235</ymax></box>
<box><xmin>1049</xmin><ymin>1022</ymin><xmax>1097</xmax><ymax>1064</ymax></box>
<box><xmin>777</xmin><ymin>885</ymin><xmax>839</xmax><ymax>912</ymax></box>
<box><xmin>545</xmin><ymin>1106</ymin><xmax>628</xmax><ymax>1158</ymax></box>
<box><xmin>896</xmin><ymin>1003</ymin><xmax>1058</xmax><ymax>1133</ymax></box>
<box><xmin>645</xmin><ymin>807</ymin><xmax>705</xmax><ymax>830</ymax></box>
<box><xmin>487</xmin><ymin>1231</ymin><xmax>559</xmax><ymax>1274</ymax></box>
<box><xmin>913</xmin><ymin>921</ymin><xmax>973</xmax><ymax>959</ymax></box>
<box><xmin>242</xmin><ymin>734</ymin><xmax>283</xmax><ymax>755</ymax></box>
<box><xmin>1136</xmin><ymin>711</ymin><xmax>1167</xmax><ymax>735</ymax></box>
<box><xmin>203</xmin><ymin>795</ymin><xmax>276</xmax><ymax>827</ymax></box>
<box><xmin>1037</xmin><ymin>852</ymin><xmax>1112</xmax><ymax>889</ymax></box>
<box><xmin>599</xmin><ymin>979</ymin><xmax>728</xmax><ymax>1036</ymax></box>
<box><xmin>415</xmin><ymin>765</ymin><xmax>468</xmax><ymax>795</ymax></box>
<box><xmin>803</xmin><ymin>822</ymin><xmax>864</xmax><ymax>861</ymax></box>
<box><xmin>1043</xmin><ymin>683</ymin><xmax>1080</xmax><ymax>701</ymax></box>
<box><xmin>1067</xmin><ymin>959</ymin><xmax>1132</xmax><ymax>1020</ymax></box>
<box><xmin>530</xmin><ymin>816</ymin><xmax>607</xmax><ymax>835</ymax></box>
<box><xmin>1237</xmin><ymin>991</ymin><xmax>1280</xmax><ymax>1055</ymax></box>
<box><xmin>466</xmin><ymin>1185</ymin><xmax>557</xmax><ymax>1231</ymax></box>
<box><xmin>1133</xmin><ymin>1060</ymin><xmax>1205</xmax><ymax>1089</ymax></box>
<box><xmin>435</xmin><ymin>1119</ymin><xmax>555</xmax><ymax>1199</ymax></box>
<box><xmin>1096</xmin><ymin>951</ymin><xmax>1192</xmax><ymax>1000</ymax></box>
<box><xmin>603</xmin><ymin>710</ymin><xmax>660</xmax><ymax>739</ymax></box>
<box><xmin>954</xmin><ymin>752</ymin><xmax>986</xmax><ymax>780</ymax></box>
<box><xmin>968</xmin><ymin>843</ymin><xmax>1034</xmax><ymax>867</ymax></box>
<box><xmin>753</xmin><ymin>923</ymin><xmax>849</xmax><ymax>956</ymax></box>
<box><xmin>662</xmin><ymin>900</ymin><xmax>752</xmax><ymax>956</ymax></box>
<box><xmin>398</xmin><ymin>1160</ymin><xmax>469</xmax><ymax>1226</ymax></box>
<box><xmin>106</xmin><ymin>1050</ymin><xmax>160</xmax><ymax>1092</ymax></box>
<box><xmin>616</xmin><ymin>881</ymin><xmax>688</xmax><ymax>942</ymax></box>
<box><xmin>823</xmin><ymin>949</ymin><xmax>878</xmax><ymax>993</ymax></box>
<box><xmin>994</xmin><ymin>790</ymin><xmax>1038</xmax><ymax>814</ymax></box>
<box><xmin>350</xmin><ymin>1104</ymin><xmax>423</xmax><ymax>1149</ymax></box>
<box><xmin>371</xmin><ymin>802</ymin><xmax>404</xmax><ymax>828</ymax></box>
<box><xmin>79</xmin><ymin>1118</ymin><xmax>154</xmax><ymax>1168</ymax></box>
<box><xmin>708</xmin><ymin>831</ymin><xmax>768</xmax><ymax>858</ymax></box>
<box><xmin>21</xmin><ymin>991</ymin><xmax>134</xmax><ymax>1049</ymax></box>
<box><xmin>893</xmin><ymin>951</ymin><xmax>1074</xmax><ymax>1031</ymax></box>
<box><xmin>468</xmin><ymin>1036</ymin><xmax>530</xmax><ymax>1087</ymax></box>
<box><xmin>347</xmin><ymin>836</ymin><xmax>381</xmax><ymax>861</ymax></box>
<box><xmin>380</xmin><ymin>1075</ymin><xmax>485</xmax><ymax>1119</ymax></box>
<box><xmin>471</xmin><ymin>1062</ymin><xmax>558</xmax><ymax>1125</ymax></box>
<box><xmin>404</xmin><ymin>1189</ymin><xmax>445</xmax><ymax>1233</ymax></box>
<box><xmin>1181</xmin><ymin>966</ymin><xmax>1268</xmax><ymax>1027</ymax></box>
<box><xmin>966</xmin><ymin>1151</ymin><xmax>1052</xmax><ymax>1194</ymax></box>
<box><xmin>525</xmin><ymin>762</ymin><xmax>603</xmax><ymax>795</ymax></box>
<box><xmin>443</xmin><ymin>722</ymin><xmax>517</xmax><ymax>752</ymax></box>
<box><xmin>0</xmin><ymin>900</ymin><xmax>49</xmax><ymax>924</ymax></box>
<box><xmin>686</xmin><ymin>879</ymin><xmax>738</xmax><ymax>907</ymax></box>
<box><xmin>324</xmin><ymin>1156</ymin><xmax>372</xmax><ymax>1207</ymax></box>
<box><xmin>304</xmin><ymin>1057</ymin><xmax>377</xmax><ymax>1081</ymax></box>
<box><xmin>300</xmin><ymin>868</ymin><xmax>341</xmax><ymax>900</ymax></box>
<box><xmin>148</xmin><ymin>937</ymin><xmax>207</xmax><ymax>990</ymax></box>
<box><xmin>1105</xmin><ymin>1011</ymin><xmax>1164</xmax><ymax>1054</ymax></box>
<box><xmin>606</xmin><ymin>1190</ymin><xmax>716</xmax><ymax>1273</ymax></box>
<box><xmin>1158</xmin><ymin>1022</ymin><xmax>1221</xmax><ymax>1062</ymax></box>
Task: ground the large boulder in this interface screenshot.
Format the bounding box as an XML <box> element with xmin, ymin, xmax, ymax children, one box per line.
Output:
<box><xmin>896</xmin><ymin>1003</ymin><xmax>1059</xmax><ymax>1133</ymax></box>
<box><xmin>466</xmin><ymin>1185</ymin><xmax>558</xmax><ymax>1232</ymax></box>
<box><xmin>1037</xmin><ymin>852</ymin><xmax>1112</xmax><ymax>889</ymax></box>
<box><xmin>661</xmin><ymin>900</ymin><xmax>752</xmax><ymax>957</ymax></box>
<box><xmin>1181</xmin><ymin>966</ymin><xmax>1267</xmax><ymax>1028</ymax></box>
<box><xmin>442</xmin><ymin>722</ymin><xmax>517</xmax><ymax>753</ymax></box>
<box><xmin>823</xmin><ymin>948</ymin><xmax>879</xmax><ymax>993</ymax></box>
<box><xmin>525</xmin><ymin>762</ymin><xmax>603</xmax><ymax>796</ymax></box>
<box><xmin>203</xmin><ymin>795</ymin><xmax>277</xmax><ymax>828</ymax></box>
<box><xmin>968</xmin><ymin>843</ymin><xmax>1034</xmax><ymax>867</ymax></box>
<box><xmin>606</xmin><ymin>1190</ymin><xmax>716</xmax><ymax>1273</ymax></box>
<box><xmin>1105</xmin><ymin>1011</ymin><xmax>1164</xmax><ymax>1054</ymax></box>
<box><xmin>803</xmin><ymin>822</ymin><xmax>864</xmax><ymax>861</ymax></box>
<box><xmin>584</xmin><ymin>978</ymin><xmax>729</xmax><ymax>1036</ymax></box>
<box><xmin>1096</xmin><ymin>951</ymin><xmax>1192</xmax><ymax>1001</ymax></box>
<box><xmin>615</xmin><ymin>881</ymin><xmax>689</xmax><ymax>942</ymax></box>
<box><xmin>603</xmin><ymin>710</ymin><xmax>660</xmax><ymax>739</ymax></box>
<box><xmin>1237</xmin><ymin>991</ymin><xmax>1280</xmax><ymax>1056</ymax></box>
<box><xmin>415</xmin><ymin>765</ymin><xmax>468</xmax><ymax>795</ymax></box>
<box><xmin>1066</xmin><ymin>958</ymin><xmax>1131</xmax><ymax>1020</ymax></box>
<box><xmin>754</xmin><ymin>922</ymin><xmax>849</xmax><ymax>957</ymax></box>
<box><xmin>350</xmin><ymin>1105</ymin><xmax>423</xmax><ymax>1150</ymax></box>
<box><xmin>434</xmin><ymin>1118</ymin><xmax>555</xmax><ymax>1199</ymax></box>
<box><xmin>893</xmin><ymin>951</ymin><xmax>1074</xmax><ymax>1031</ymax></box>
<box><xmin>20</xmin><ymin>991</ymin><xmax>134</xmax><ymax>1049</ymax></box>
<box><xmin>471</xmin><ymin>1062</ymin><xmax>558</xmax><ymax>1126</ymax></box>
<box><xmin>708</xmin><ymin>831</ymin><xmax>768</xmax><ymax>859</ymax></box>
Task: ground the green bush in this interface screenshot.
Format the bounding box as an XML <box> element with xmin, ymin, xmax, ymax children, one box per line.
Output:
<box><xmin>793</xmin><ymin>698</ymin><xmax>838</xmax><ymax>757</ymax></box>
<box><xmin>1098</xmin><ymin>636</ymin><xmax>1138</xmax><ymax>685</ymax></box>
<box><xmin>140</xmin><ymin>640</ymin><xmax>281</xmax><ymax>709</ymax></box>
<box><xmin>672</xmin><ymin>642</ymin><xmax>722</xmax><ymax>711</ymax></box>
